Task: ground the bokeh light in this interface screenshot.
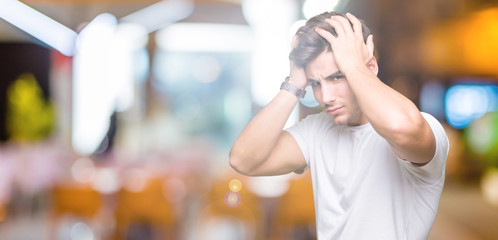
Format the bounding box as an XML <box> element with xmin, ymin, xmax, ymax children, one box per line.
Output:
<box><xmin>300</xmin><ymin>85</ymin><xmax>319</xmax><ymax>108</ymax></box>
<box><xmin>445</xmin><ymin>84</ymin><xmax>498</xmax><ymax>129</ymax></box>
<box><xmin>229</xmin><ymin>179</ymin><xmax>242</xmax><ymax>193</ymax></box>
<box><xmin>122</xmin><ymin>168</ymin><xmax>148</xmax><ymax>193</ymax></box>
<box><xmin>192</xmin><ymin>56</ymin><xmax>221</xmax><ymax>83</ymax></box>
<box><xmin>70</xmin><ymin>222</ymin><xmax>95</xmax><ymax>240</ymax></box>
<box><xmin>466</xmin><ymin>112</ymin><xmax>498</xmax><ymax>157</ymax></box>
<box><xmin>420</xmin><ymin>81</ymin><xmax>446</xmax><ymax>120</ymax></box>
<box><xmin>2</xmin><ymin>1</ymin><xmax>498</xmax><ymax>239</ymax></box>
<box><xmin>481</xmin><ymin>168</ymin><xmax>498</xmax><ymax>207</ymax></box>
<box><xmin>71</xmin><ymin>157</ymin><xmax>96</xmax><ymax>184</ymax></box>
<box><xmin>224</xmin><ymin>191</ymin><xmax>241</xmax><ymax>208</ymax></box>
<box><xmin>303</xmin><ymin>0</ymin><xmax>340</xmax><ymax>19</ymax></box>
<box><xmin>91</xmin><ymin>168</ymin><xmax>120</xmax><ymax>194</ymax></box>
<box><xmin>164</xmin><ymin>177</ymin><xmax>188</xmax><ymax>204</ymax></box>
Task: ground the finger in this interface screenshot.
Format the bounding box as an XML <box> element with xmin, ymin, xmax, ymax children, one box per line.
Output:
<box><xmin>315</xmin><ymin>27</ymin><xmax>337</xmax><ymax>45</ymax></box>
<box><xmin>346</xmin><ymin>13</ymin><xmax>363</xmax><ymax>38</ymax></box>
<box><xmin>331</xmin><ymin>15</ymin><xmax>353</xmax><ymax>36</ymax></box>
<box><xmin>325</xmin><ymin>17</ymin><xmax>346</xmax><ymax>37</ymax></box>
<box><xmin>366</xmin><ymin>34</ymin><xmax>374</xmax><ymax>57</ymax></box>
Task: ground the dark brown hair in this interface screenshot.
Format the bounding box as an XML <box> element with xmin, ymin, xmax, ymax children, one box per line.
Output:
<box><xmin>289</xmin><ymin>12</ymin><xmax>372</xmax><ymax>67</ymax></box>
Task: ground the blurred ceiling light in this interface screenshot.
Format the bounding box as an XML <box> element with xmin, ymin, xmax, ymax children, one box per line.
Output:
<box><xmin>76</xmin><ymin>13</ymin><xmax>118</xmax><ymax>51</ymax></box>
<box><xmin>113</xmin><ymin>23</ymin><xmax>149</xmax><ymax>52</ymax></box>
<box><xmin>242</xmin><ymin>0</ymin><xmax>298</xmax><ymax>108</ymax></box>
<box><xmin>289</xmin><ymin>19</ymin><xmax>306</xmax><ymax>38</ymax></box>
<box><xmin>0</xmin><ymin>0</ymin><xmax>77</xmax><ymax>56</ymax></box>
<box><xmin>120</xmin><ymin>0</ymin><xmax>194</xmax><ymax>33</ymax></box>
<box><xmin>242</xmin><ymin>0</ymin><xmax>298</xmax><ymax>27</ymax></box>
<box><xmin>72</xmin><ymin>13</ymin><xmax>118</xmax><ymax>155</ymax></box>
<box><xmin>156</xmin><ymin>23</ymin><xmax>252</xmax><ymax>52</ymax></box>
<box><xmin>109</xmin><ymin>23</ymin><xmax>148</xmax><ymax>112</ymax></box>
<box><xmin>303</xmin><ymin>0</ymin><xmax>340</xmax><ymax>19</ymax></box>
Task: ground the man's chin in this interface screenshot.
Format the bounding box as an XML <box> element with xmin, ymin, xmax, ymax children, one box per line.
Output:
<box><xmin>330</xmin><ymin>115</ymin><xmax>347</xmax><ymax>126</ymax></box>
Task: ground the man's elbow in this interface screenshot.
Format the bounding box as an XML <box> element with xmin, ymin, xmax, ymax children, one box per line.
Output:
<box><xmin>389</xmin><ymin>115</ymin><xmax>435</xmax><ymax>163</ymax></box>
<box><xmin>389</xmin><ymin>113</ymin><xmax>426</xmax><ymax>146</ymax></box>
<box><xmin>229</xmin><ymin>149</ymin><xmax>252</xmax><ymax>176</ymax></box>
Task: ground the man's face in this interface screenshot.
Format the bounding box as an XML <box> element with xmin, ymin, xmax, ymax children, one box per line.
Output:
<box><xmin>304</xmin><ymin>51</ymin><xmax>368</xmax><ymax>126</ymax></box>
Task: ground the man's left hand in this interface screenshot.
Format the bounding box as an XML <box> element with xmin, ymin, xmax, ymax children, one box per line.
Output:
<box><xmin>315</xmin><ymin>13</ymin><xmax>374</xmax><ymax>75</ymax></box>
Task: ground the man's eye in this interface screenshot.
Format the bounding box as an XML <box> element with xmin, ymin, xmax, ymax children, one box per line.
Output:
<box><xmin>309</xmin><ymin>80</ymin><xmax>321</xmax><ymax>87</ymax></box>
<box><xmin>332</xmin><ymin>75</ymin><xmax>345</xmax><ymax>80</ymax></box>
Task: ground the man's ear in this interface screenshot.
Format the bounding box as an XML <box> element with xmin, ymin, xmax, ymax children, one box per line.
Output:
<box><xmin>366</xmin><ymin>34</ymin><xmax>374</xmax><ymax>57</ymax></box>
<box><xmin>367</xmin><ymin>56</ymin><xmax>379</xmax><ymax>75</ymax></box>
<box><xmin>365</xmin><ymin>34</ymin><xmax>378</xmax><ymax>75</ymax></box>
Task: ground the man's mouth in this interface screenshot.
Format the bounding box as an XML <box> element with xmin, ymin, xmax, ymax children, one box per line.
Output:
<box><xmin>327</xmin><ymin>107</ymin><xmax>343</xmax><ymax>115</ymax></box>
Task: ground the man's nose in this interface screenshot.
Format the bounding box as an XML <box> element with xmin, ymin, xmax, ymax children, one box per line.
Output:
<box><xmin>321</xmin><ymin>84</ymin><xmax>336</xmax><ymax>103</ymax></box>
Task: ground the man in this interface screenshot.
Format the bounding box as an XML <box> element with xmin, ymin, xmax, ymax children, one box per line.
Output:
<box><xmin>229</xmin><ymin>11</ymin><xmax>449</xmax><ymax>239</ymax></box>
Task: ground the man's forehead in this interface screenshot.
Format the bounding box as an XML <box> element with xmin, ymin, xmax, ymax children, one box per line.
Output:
<box><xmin>304</xmin><ymin>52</ymin><xmax>340</xmax><ymax>80</ymax></box>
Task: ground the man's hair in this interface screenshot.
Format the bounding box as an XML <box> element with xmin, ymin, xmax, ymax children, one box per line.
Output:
<box><xmin>289</xmin><ymin>12</ymin><xmax>373</xmax><ymax>67</ymax></box>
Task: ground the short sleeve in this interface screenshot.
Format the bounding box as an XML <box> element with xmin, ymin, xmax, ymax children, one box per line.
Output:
<box><xmin>402</xmin><ymin>112</ymin><xmax>449</xmax><ymax>184</ymax></box>
<box><xmin>284</xmin><ymin>112</ymin><xmax>328</xmax><ymax>174</ymax></box>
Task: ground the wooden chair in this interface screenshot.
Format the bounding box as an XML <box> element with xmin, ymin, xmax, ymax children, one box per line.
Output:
<box><xmin>49</xmin><ymin>184</ymin><xmax>103</xmax><ymax>239</ymax></box>
<box><xmin>113</xmin><ymin>177</ymin><xmax>176</xmax><ymax>240</ymax></box>
<box><xmin>270</xmin><ymin>172</ymin><xmax>316</xmax><ymax>240</ymax></box>
<box><xmin>195</xmin><ymin>173</ymin><xmax>265</xmax><ymax>240</ymax></box>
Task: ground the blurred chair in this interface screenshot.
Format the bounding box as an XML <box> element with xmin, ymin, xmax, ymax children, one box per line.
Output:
<box><xmin>49</xmin><ymin>183</ymin><xmax>104</xmax><ymax>239</ymax></box>
<box><xmin>0</xmin><ymin>203</ymin><xmax>6</xmax><ymax>223</ymax></box>
<box><xmin>113</xmin><ymin>177</ymin><xmax>176</xmax><ymax>240</ymax></box>
<box><xmin>195</xmin><ymin>173</ymin><xmax>265</xmax><ymax>240</ymax></box>
<box><xmin>270</xmin><ymin>171</ymin><xmax>316</xmax><ymax>240</ymax></box>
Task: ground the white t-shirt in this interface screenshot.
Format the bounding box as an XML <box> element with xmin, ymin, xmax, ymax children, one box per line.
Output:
<box><xmin>286</xmin><ymin>112</ymin><xmax>449</xmax><ymax>240</ymax></box>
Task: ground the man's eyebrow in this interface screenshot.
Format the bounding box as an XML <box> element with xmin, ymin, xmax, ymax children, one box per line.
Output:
<box><xmin>326</xmin><ymin>70</ymin><xmax>344</xmax><ymax>79</ymax></box>
<box><xmin>307</xmin><ymin>78</ymin><xmax>319</xmax><ymax>84</ymax></box>
<box><xmin>307</xmin><ymin>70</ymin><xmax>344</xmax><ymax>83</ymax></box>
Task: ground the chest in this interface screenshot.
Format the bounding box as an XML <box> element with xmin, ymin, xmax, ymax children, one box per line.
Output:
<box><xmin>310</xmin><ymin>127</ymin><xmax>403</xmax><ymax>195</ymax></box>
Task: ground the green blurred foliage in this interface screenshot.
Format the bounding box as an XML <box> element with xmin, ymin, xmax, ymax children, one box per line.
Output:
<box><xmin>465</xmin><ymin>111</ymin><xmax>498</xmax><ymax>168</ymax></box>
<box><xmin>6</xmin><ymin>73</ymin><xmax>55</xmax><ymax>142</ymax></box>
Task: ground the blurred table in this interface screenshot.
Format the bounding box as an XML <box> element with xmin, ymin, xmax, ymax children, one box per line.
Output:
<box><xmin>429</xmin><ymin>182</ymin><xmax>498</xmax><ymax>240</ymax></box>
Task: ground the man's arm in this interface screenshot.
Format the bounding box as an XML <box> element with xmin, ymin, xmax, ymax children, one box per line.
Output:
<box><xmin>229</xmin><ymin>48</ymin><xmax>308</xmax><ymax>175</ymax></box>
<box><xmin>229</xmin><ymin>88</ymin><xmax>307</xmax><ymax>176</ymax></box>
<box><xmin>316</xmin><ymin>13</ymin><xmax>435</xmax><ymax>165</ymax></box>
<box><xmin>230</xmin><ymin>36</ymin><xmax>309</xmax><ymax>176</ymax></box>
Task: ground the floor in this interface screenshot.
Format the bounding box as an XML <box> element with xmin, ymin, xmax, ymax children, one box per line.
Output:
<box><xmin>428</xmin><ymin>183</ymin><xmax>498</xmax><ymax>240</ymax></box>
<box><xmin>0</xmin><ymin>182</ymin><xmax>497</xmax><ymax>240</ymax></box>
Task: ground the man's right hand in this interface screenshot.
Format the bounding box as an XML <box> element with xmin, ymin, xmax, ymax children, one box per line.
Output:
<box><xmin>289</xmin><ymin>35</ymin><xmax>308</xmax><ymax>89</ymax></box>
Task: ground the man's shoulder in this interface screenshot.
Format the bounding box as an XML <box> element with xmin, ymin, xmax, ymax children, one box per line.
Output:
<box><xmin>301</xmin><ymin>111</ymin><xmax>330</xmax><ymax>123</ymax></box>
<box><xmin>420</xmin><ymin>112</ymin><xmax>448</xmax><ymax>139</ymax></box>
<box><xmin>286</xmin><ymin>111</ymin><xmax>333</xmax><ymax>136</ymax></box>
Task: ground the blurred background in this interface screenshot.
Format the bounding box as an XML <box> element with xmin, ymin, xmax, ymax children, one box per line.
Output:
<box><xmin>0</xmin><ymin>0</ymin><xmax>497</xmax><ymax>239</ymax></box>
